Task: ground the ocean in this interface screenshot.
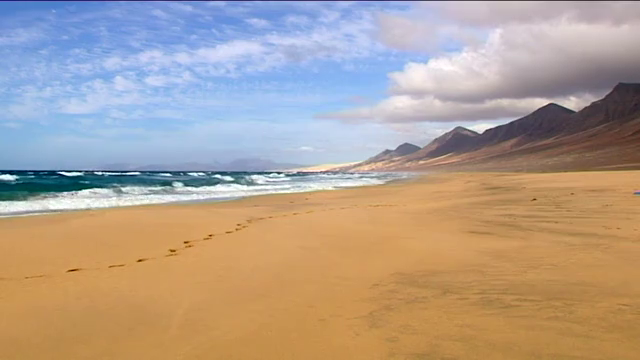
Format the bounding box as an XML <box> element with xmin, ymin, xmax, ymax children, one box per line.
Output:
<box><xmin>0</xmin><ymin>170</ymin><xmax>410</xmax><ymax>217</ymax></box>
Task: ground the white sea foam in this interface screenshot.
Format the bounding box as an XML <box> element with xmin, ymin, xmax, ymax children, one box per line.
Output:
<box><xmin>0</xmin><ymin>174</ymin><xmax>19</xmax><ymax>182</ymax></box>
<box><xmin>57</xmin><ymin>171</ymin><xmax>84</xmax><ymax>177</ymax></box>
<box><xmin>246</xmin><ymin>174</ymin><xmax>291</xmax><ymax>184</ymax></box>
<box><xmin>212</xmin><ymin>174</ymin><xmax>234</xmax><ymax>182</ymax></box>
<box><xmin>157</xmin><ymin>173</ymin><xmax>173</xmax><ymax>177</ymax></box>
<box><xmin>93</xmin><ymin>171</ymin><xmax>142</xmax><ymax>176</ymax></box>
<box><xmin>187</xmin><ymin>172</ymin><xmax>207</xmax><ymax>177</ymax></box>
<box><xmin>0</xmin><ymin>172</ymin><xmax>410</xmax><ymax>216</ymax></box>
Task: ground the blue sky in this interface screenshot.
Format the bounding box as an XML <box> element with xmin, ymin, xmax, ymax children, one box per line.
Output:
<box><xmin>3</xmin><ymin>1</ymin><xmax>635</xmax><ymax>169</ymax></box>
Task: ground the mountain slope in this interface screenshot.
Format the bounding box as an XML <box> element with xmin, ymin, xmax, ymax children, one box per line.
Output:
<box><xmin>349</xmin><ymin>82</ymin><xmax>640</xmax><ymax>172</ymax></box>
<box><xmin>345</xmin><ymin>143</ymin><xmax>420</xmax><ymax>170</ymax></box>
<box><xmin>405</xmin><ymin>126</ymin><xmax>479</xmax><ymax>161</ymax></box>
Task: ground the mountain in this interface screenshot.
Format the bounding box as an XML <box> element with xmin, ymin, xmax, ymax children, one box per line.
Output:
<box><xmin>562</xmin><ymin>82</ymin><xmax>640</xmax><ymax>134</ymax></box>
<box><xmin>476</xmin><ymin>103</ymin><xmax>576</xmax><ymax>149</ymax></box>
<box><xmin>348</xmin><ymin>82</ymin><xmax>640</xmax><ymax>172</ymax></box>
<box><xmin>134</xmin><ymin>162</ymin><xmax>220</xmax><ymax>171</ymax></box>
<box><xmin>340</xmin><ymin>143</ymin><xmax>420</xmax><ymax>171</ymax></box>
<box><xmin>404</xmin><ymin>127</ymin><xmax>479</xmax><ymax>162</ymax></box>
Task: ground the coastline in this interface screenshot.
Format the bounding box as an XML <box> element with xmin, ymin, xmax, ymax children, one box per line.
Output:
<box><xmin>0</xmin><ymin>172</ymin><xmax>414</xmax><ymax>220</ymax></box>
<box><xmin>1</xmin><ymin>171</ymin><xmax>640</xmax><ymax>359</ymax></box>
<box><xmin>0</xmin><ymin>171</ymin><xmax>411</xmax><ymax>219</ymax></box>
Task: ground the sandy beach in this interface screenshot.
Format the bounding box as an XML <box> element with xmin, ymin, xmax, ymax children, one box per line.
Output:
<box><xmin>1</xmin><ymin>171</ymin><xmax>639</xmax><ymax>360</ymax></box>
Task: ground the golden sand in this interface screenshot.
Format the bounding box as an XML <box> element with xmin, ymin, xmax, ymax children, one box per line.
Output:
<box><xmin>1</xmin><ymin>171</ymin><xmax>639</xmax><ymax>359</ymax></box>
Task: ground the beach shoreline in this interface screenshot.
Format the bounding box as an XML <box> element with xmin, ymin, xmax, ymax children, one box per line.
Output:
<box><xmin>0</xmin><ymin>171</ymin><xmax>416</xmax><ymax>220</ymax></box>
<box><xmin>1</xmin><ymin>171</ymin><xmax>639</xmax><ymax>359</ymax></box>
<box><xmin>0</xmin><ymin>170</ymin><xmax>411</xmax><ymax>219</ymax></box>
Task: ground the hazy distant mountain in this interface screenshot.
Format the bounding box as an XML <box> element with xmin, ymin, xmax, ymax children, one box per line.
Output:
<box><xmin>96</xmin><ymin>158</ymin><xmax>304</xmax><ymax>172</ymax></box>
<box><xmin>134</xmin><ymin>162</ymin><xmax>221</xmax><ymax>171</ymax></box>
<box><xmin>337</xmin><ymin>143</ymin><xmax>420</xmax><ymax>172</ymax></box>
<box><xmin>363</xmin><ymin>143</ymin><xmax>420</xmax><ymax>164</ymax></box>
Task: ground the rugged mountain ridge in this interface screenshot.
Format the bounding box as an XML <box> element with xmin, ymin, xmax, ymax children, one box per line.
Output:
<box><xmin>403</xmin><ymin>126</ymin><xmax>479</xmax><ymax>162</ymax></box>
<box><xmin>348</xmin><ymin>82</ymin><xmax>640</xmax><ymax>172</ymax></box>
<box><xmin>340</xmin><ymin>143</ymin><xmax>420</xmax><ymax>171</ymax></box>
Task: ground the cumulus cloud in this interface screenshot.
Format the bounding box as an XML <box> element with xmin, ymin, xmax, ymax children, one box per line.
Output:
<box><xmin>374</xmin><ymin>12</ymin><xmax>437</xmax><ymax>52</ymax></box>
<box><xmin>324</xmin><ymin>1</ymin><xmax>640</xmax><ymax>123</ymax></box>
<box><xmin>388</xmin><ymin>21</ymin><xmax>640</xmax><ymax>102</ymax></box>
<box><xmin>431</xmin><ymin>1</ymin><xmax>640</xmax><ymax>27</ymax></box>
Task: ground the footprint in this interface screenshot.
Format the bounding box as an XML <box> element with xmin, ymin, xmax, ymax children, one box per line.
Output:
<box><xmin>136</xmin><ymin>258</ymin><xmax>149</xmax><ymax>263</ymax></box>
<box><xmin>66</xmin><ymin>268</ymin><xmax>82</xmax><ymax>273</ymax></box>
<box><xmin>24</xmin><ymin>274</ymin><xmax>45</xmax><ymax>279</ymax></box>
<box><xmin>184</xmin><ymin>244</ymin><xmax>194</xmax><ymax>248</ymax></box>
<box><xmin>225</xmin><ymin>231</ymin><xmax>234</xmax><ymax>234</ymax></box>
<box><xmin>108</xmin><ymin>264</ymin><xmax>125</xmax><ymax>268</ymax></box>
<box><xmin>168</xmin><ymin>249</ymin><xmax>177</xmax><ymax>253</ymax></box>
<box><xmin>184</xmin><ymin>240</ymin><xmax>192</xmax><ymax>244</ymax></box>
<box><xmin>165</xmin><ymin>253</ymin><xmax>179</xmax><ymax>257</ymax></box>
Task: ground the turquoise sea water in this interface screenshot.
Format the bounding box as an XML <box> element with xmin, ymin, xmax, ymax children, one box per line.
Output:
<box><xmin>0</xmin><ymin>170</ymin><xmax>409</xmax><ymax>217</ymax></box>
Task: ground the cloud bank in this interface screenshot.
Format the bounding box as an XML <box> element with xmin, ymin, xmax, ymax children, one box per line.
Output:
<box><xmin>322</xmin><ymin>1</ymin><xmax>640</xmax><ymax>123</ymax></box>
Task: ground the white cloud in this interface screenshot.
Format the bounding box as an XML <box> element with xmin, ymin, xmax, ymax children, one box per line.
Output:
<box><xmin>57</xmin><ymin>79</ymin><xmax>150</xmax><ymax>114</ymax></box>
<box><xmin>467</xmin><ymin>123</ymin><xmax>498</xmax><ymax>134</ymax></box>
<box><xmin>431</xmin><ymin>1</ymin><xmax>640</xmax><ymax>28</ymax></box>
<box><xmin>298</xmin><ymin>146</ymin><xmax>317</xmax><ymax>152</ymax></box>
<box><xmin>388</xmin><ymin>21</ymin><xmax>640</xmax><ymax>102</ymax></box>
<box><xmin>319</xmin><ymin>93</ymin><xmax>597</xmax><ymax>123</ymax></box>
<box><xmin>374</xmin><ymin>12</ymin><xmax>437</xmax><ymax>52</ymax></box>
<box><xmin>151</xmin><ymin>9</ymin><xmax>170</xmax><ymax>20</ymax></box>
<box><xmin>167</xmin><ymin>2</ymin><xmax>194</xmax><ymax>13</ymax></box>
<box><xmin>8</xmin><ymin>103</ymin><xmax>44</xmax><ymax>119</ymax></box>
<box><xmin>112</xmin><ymin>75</ymin><xmax>139</xmax><ymax>91</ymax></box>
<box><xmin>245</xmin><ymin>18</ymin><xmax>270</xmax><ymax>28</ymax></box>
<box><xmin>325</xmin><ymin>1</ymin><xmax>640</xmax><ymax>123</ymax></box>
<box><xmin>284</xmin><ymin>14</ymin><xmax>310</xmax><ymax>26</ymax></box>
<box><xmin>144</xmin><ymin>71</ymin><xmax>196</xmax><ymax>87</ymax></box>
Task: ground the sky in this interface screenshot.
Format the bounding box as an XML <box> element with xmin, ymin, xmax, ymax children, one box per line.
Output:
<box><xmin>1</xmin><ymin>1</ymin><xmax>639</xmax><ymax>169</ymax></box>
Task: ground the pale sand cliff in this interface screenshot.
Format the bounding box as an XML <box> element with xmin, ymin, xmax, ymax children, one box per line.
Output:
<box><xmin>285</xmin><ymin>162</ymin><xmax>360</xmax><ymax>172</ymax></box>
<box><xmin>1</xmin><ymin>172</ymin><xmax>640</xmax><ymax>359</ymax></box>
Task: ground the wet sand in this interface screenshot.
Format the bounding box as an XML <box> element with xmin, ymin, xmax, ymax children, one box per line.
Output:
<box><xmin>1</xmin><ymin>171</ymin><xmax>639</xmax><ymax>360</ymax></box>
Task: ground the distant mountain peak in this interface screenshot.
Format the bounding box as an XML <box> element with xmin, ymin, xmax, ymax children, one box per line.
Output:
<box><xmin>451</xmin><ymin>126</ymin><xmax>479</xmax><ymax>136</ymax></box>
<box><xmin>360</xmin><ymin>142</ymin><xmax>420</xmax><ymax>165</ymax></box>
<box><xmin>533</xmin><ymin>102</ymin><xmax>576</xmax><ymax>115</ymax></box>
<box><xmin>393</xmin><ymin>142</ymin><xmax>421</xmax><ymax>155</ymax></box>
<box><xmin>607</xmin><ymin>82</ymin><xmax>640</xmax><ymax>98</ymax></box>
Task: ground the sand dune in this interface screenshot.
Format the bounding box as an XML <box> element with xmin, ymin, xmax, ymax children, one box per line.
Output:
<box><xmin>1</xmin><ymin>171</ymin><xmax>640</xmax><ymax>359</ymax></box>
